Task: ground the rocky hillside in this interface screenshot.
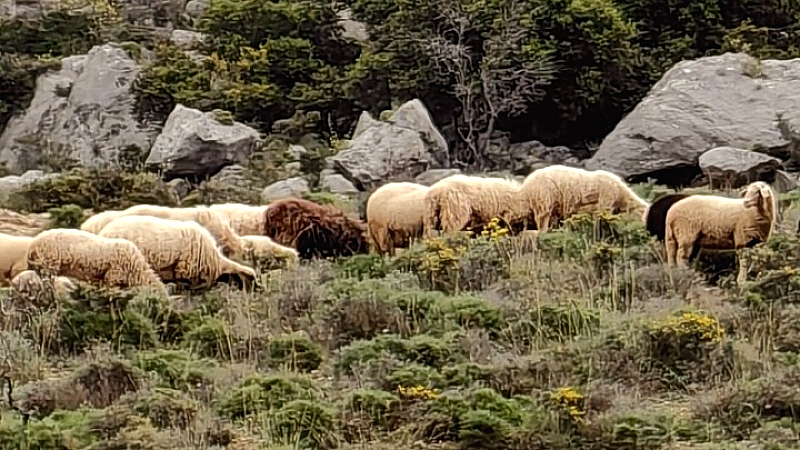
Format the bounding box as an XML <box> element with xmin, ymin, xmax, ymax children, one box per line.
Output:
<box><xmin>0</xmin><ymin>0</ymin><xmax>799</xmax><ymax>199</ymax></box>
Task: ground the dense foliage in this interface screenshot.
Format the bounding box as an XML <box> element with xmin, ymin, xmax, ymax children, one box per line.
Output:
<box><xmin>1</xmin><ymin>0</ymin><xmax>799</xmax><ymax>160</ymax></box>
<box><xmin>132</xmin><ymin>0</ymin><xmax>800</xmax><ymax>157</ymax></box>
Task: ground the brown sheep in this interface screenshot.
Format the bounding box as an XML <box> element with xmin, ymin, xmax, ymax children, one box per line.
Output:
<box><xmin>262</xmin><ymin>198</ymin><xmax>368</xmax><ymax>259</ymax></box>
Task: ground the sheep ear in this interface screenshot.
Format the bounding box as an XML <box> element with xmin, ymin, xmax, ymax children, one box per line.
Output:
<box><xmin>743</xmin><ymin>188</ymin><xmax>762</xmax><ymax>208</ymax></box>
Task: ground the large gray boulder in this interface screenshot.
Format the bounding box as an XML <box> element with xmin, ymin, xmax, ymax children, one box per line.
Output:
<box><xmin>414</xmin><ymin>168</ymin><xmax>462</xmax><ymax>186</ymax></box>
<box><xmin>319</xmin><ymin>169</ymin><xmax>358</xmax><ymax>195</ymax></box>
<box><xmin>0</xmin><ymin>44</ymin><xmax>158</xmax><ymax>174</ymax></box>
<box><xmin>261</xmin><ymin>177</ymin><xmax>310</xmax><ymax>202</ymax></box>
<box><xmin>146</xmin><ymin>105</ymin><xmax>261</xmax><ymax>180</ymax></box>
<box><xmin>698</xmin><ymin>146</ymin><xmax>783</xmax><ymax>189</ymax></box>
<box><xmin>328</xmin><ymin>100</ymin><xmax>449</xmax><ymax>191</ymax></box>
<box><xmin>0</xmin><ymin>170</ymin><xmax>58</xmax><ymax>195</ymax></box>
<box><xmin>585</xmin><ymin>53</ymin><xmax>800</xmax><ymax>183</ymax></box>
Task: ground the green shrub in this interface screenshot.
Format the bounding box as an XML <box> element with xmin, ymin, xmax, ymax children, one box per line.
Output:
<box><xmin>47</xmin><ymin>203</ymin><xmax>84</xmax><ymax>229</ymax></box>
<box><xmin>182</xmin><ymin>316</ymin><xmax>232</xmax><ymax>359</ymax></box>
<box><xmin>131</xmin><ymin>388</ymin><xmax>199</xmax><ymax>429</ymax></box>
<box><xmin>341</xmin><ymin>389</ymin><xmax>401</xmax><ymax>428</ymax></box>
<box><xmin>218</xmin><ymin>373</ymin><xmax>321</xmax><ymax>420</ymax></box>
<box><xmin>268</xmin><ymin>331</ymin><xmax>324</xmax><ymax>372</ymax></box>
<box><xmin>271</xmin><ymin>399</ymin><xmax>337</xmax><ymax>448</ymax></box>
<box><xmin>133</xmin><ymin>349</ymin><xmax>217</xmax><ymax>392</ymax></box>
<box><xmin>4</xmin><ymin>168</ymin><xmax>177</xmax><ymax>213</ymax></box>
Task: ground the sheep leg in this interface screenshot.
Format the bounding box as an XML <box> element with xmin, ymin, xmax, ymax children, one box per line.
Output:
<box><xmin>735</xmin><ymin>251</ymin><xmax>748</xmax><ymax>285</ymax></box>
<box><xmin>665</xmin><ymin>226</ymin><xmax>677</xmax><ymax>266</ymax></box>
<box><xmin>535</xmin><ymin>210</ymin><xmax>551</xmax><ymax>233</ymax></box>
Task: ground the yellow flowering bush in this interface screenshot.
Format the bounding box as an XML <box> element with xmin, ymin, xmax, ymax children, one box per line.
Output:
<box><xmin>397</xmin><ymin>384</ymin><xmax>439</xmax><ymax>401</ymax></box>
<box><xmin>479</xmin><ymin>217</ymin><xmax>510</xmax><ymax>242</ymax></box>
<box><xmin>646</xmin><ymin>311</ymin><xmax>725</xmax><ymax>345</ymax></box>
<box><xmin>550</xmin><ymin>386</ymin><xmax>586</xmax><ymax>423</ymax></box>
<box><xmin>642</xmin><ymin>311</ymin><xmax>729</xmax><ymax>386</ymax></box>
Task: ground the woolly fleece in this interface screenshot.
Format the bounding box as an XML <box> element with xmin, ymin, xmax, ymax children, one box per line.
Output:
<box><xmin>366</xmin><ymin>182</ymin><xmax>430</xmax><ymax>254</ymax></box>
<box><xmin>98</xmin><ymin>215</ymin><xmax>257</xmax><ymax>290</ymax></box>
<box><xmin>26</xmin><ymin>228</ymin><xmax>169</xmax><ymax>298</ymax></box>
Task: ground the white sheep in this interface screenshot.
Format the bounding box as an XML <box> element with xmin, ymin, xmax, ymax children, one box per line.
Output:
<box><xmin>97</xmin><ymin>215</ymin><xmax>258</xmax><ymax>290</ymax></box>
<box><xmin>0</xmin><ymin>233</ymin><xmax>33</xmax><ymax>285</ymax></box>
<box><xmin>10</xmin><ymin>270</ymin><xmax>76</xmax><ymax>306</ymax></box>
<box><xmin>209</xmin><ymin>203</ymin><xmax>269</xmax><ymax>236</ymax></box>
<box><xmin>423</xmin><ymin>174</ymin><xmax>521</xmax><ymax>237</ymax></box>
<box><xmin>25</xmin><ymin>228</ymin><xmax>169</xmax><ymax>298</ymax></box>
<box><xmin>80</xmin><ymin>210</ymin><xmax>127</xmax><ymax>234</ymax></box>
<box><xmin>664</xmin><ymin>181</ymin><xmax>777</xmax><ymax>284</ymax></box>
<box><xmin>366</xmin><ymin>182</ymin><xmax>430</xmax><ymax>255</ymax></box>
<box><xmin>513</xmin><ymin>165</ymin><xmax>646</xmax><ymax>232</ymax></box>
<box><xmin>239</xmin><ymin>235</ymin><xmax>299</xmax><ymax>269</ymax></box>
<box><xmin>94</xmin><ymin>204</ymin><xmax>245</xmax><ymax>257</ymax></box>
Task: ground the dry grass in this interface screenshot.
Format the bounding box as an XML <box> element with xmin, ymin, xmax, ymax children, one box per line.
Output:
<box><xmin>0</xmin><ymin>183</ymin><xmax>797</xmax><ymax>449</ymax></box>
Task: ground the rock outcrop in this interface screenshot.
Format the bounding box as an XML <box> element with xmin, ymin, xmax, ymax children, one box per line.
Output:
<box><xmin>145</xmin><ymin>105</ymin><xmax>261</xmax><ymax>180</ymax></box>
<box><xmin>585</xmin><ymin>53</ymin><xmax>800</xmax><ymax>185</ymax></box>
<box><xmin>261</xmin><ymin>177</ymin><xmax>310</xmax><ymax>202</ymax></box>
<box><xmin>698</xmin><ymin>146</ymin><xmax>783</xmax><ymax>189</ymax></box>
<box><xmin>319</xmin><ymin>169</ymin><xmax>358</xmax><ymax>195</ymax></box>
<box><xmin>328</xmin><ymin>100</ymin><xmax>449</xmax><ymax>191</ymax></box>
<box><xmin>0</xmin><ymin>44</ymin><xmax>158</xmax><ymax>174</ymax></box>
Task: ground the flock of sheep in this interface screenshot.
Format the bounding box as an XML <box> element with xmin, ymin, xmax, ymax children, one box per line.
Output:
<box><xmin>0</xmin><ymin>164</ymin><xmax>780</xmax><ymax>302</ymax></box>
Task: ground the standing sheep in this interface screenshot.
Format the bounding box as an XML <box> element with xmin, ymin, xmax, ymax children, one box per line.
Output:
<box><xmin>366</xmin><ymin>182</ymin><xmax>430</xmax><ymax>255</ymax></box>
<box><xmin>96</xmin><ymin>204</ymin><xmax>245</xmax><ymax>257</ymax></box>
<box><xmin>25</xmin><ymin>228</ymin><xmax>169</xmax><ymax>298</ymax></box>
<box><xmin>664</xmin><ymin>181</ymin><xmax>777</xmax><ymax>283</ymax></box>
<box><xmin>262</xmin><ymin>198</ymin><xmax>369</xmax><ymax>259</ymax></box>
<box><xmin>97</xmin><ymin>215</ymin><xmax>258</xmax><ymax>291</ymax></box>
<box><xmin>0</xmin><ymin>233</ymin><xmax>33</xmax><ymax>285</ymax></box>
<box><xmin>209</xmin><ymin>203</ymin><xmax>269</xmax><ymax>236</ymax></box>
<box><xmin>423</xmin><ymin>175</ymin><xmax>521</xmax><ymax>237</ymax></box>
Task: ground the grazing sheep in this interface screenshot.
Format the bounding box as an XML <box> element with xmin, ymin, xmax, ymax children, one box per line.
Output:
<box><xmin>0</xmin><ymin>233</ymin><xmax>33</xmax><ymax>285</ymax></box>
<box><xmin>423</xmin><ymin>175</ymin><xmax>521</xmax><ymax>237</ymax></box>
<box><xmin>97</xmin><ymin>215</ymin><xmax>258</xmax><ymax>290</ymax></box>
<box><xmin>209</xmin><ymin>203</ymin><xmax>269</xmax><ymax>236</ymax></box>
<box><xmin>513</xmin><ymin>165</ymin><xmax>601</xmax><ymax>232</ymax></box>
<box><xmin>96</xmin><ymin>204</ymin><xmax>245</xmax><ymax>257</ymax></box>
<box><xmin>594</xmin><ymin>170</ymin><xmax>650</xmax><ymax>216</ymax></box>
<box><xmin>239</xmin><ymin>235</ymin><xmax>299</xmax><ymax>269</ymax></box>
<box><xmin>25</xmin><ymin>228</ymin><xmax>169</xmax><ymax>298</ymax></box>
<box><xmin>262</xmin><ymin>198</ymin><xmax>368</xmax><ymax>259</ymax></box>
<box><xmin>10</xmin><ymin>270</ymin><xmax>76</xmax><ymax>306</ymax></box>
<box><xmin>513</xmin><ymin>165</ymin><xmax>646</xmax><ymax>232</ymax></box>
<box><xmin>664</xmin><ymin>181</ymin><xmax>777</xmax><ymax>283</ymax></box>
<box><xmin>644</xmin><ymin>192</ymin><xmax>693</xmax><ymax>241</ymax></box>
<box><xmin>366</xmin><ymin>182</ymin><xmax>430</xmax><ymax>255</ymax></box>
<box><xmin>80</xmin><ymin>210</ymin><xmax>127</xmax><ymax>234</ymax></box>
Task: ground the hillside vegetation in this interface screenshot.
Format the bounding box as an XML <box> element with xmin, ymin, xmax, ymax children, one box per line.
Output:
<box><xmin>1</xmin><ymin>184</ymin><xmax>800</xmax><ymax>449</ymax></box>
<box><xmin>2</xmin><ymin>0</ymin><xmax>800</xmax><ymax>160</ymax></box>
